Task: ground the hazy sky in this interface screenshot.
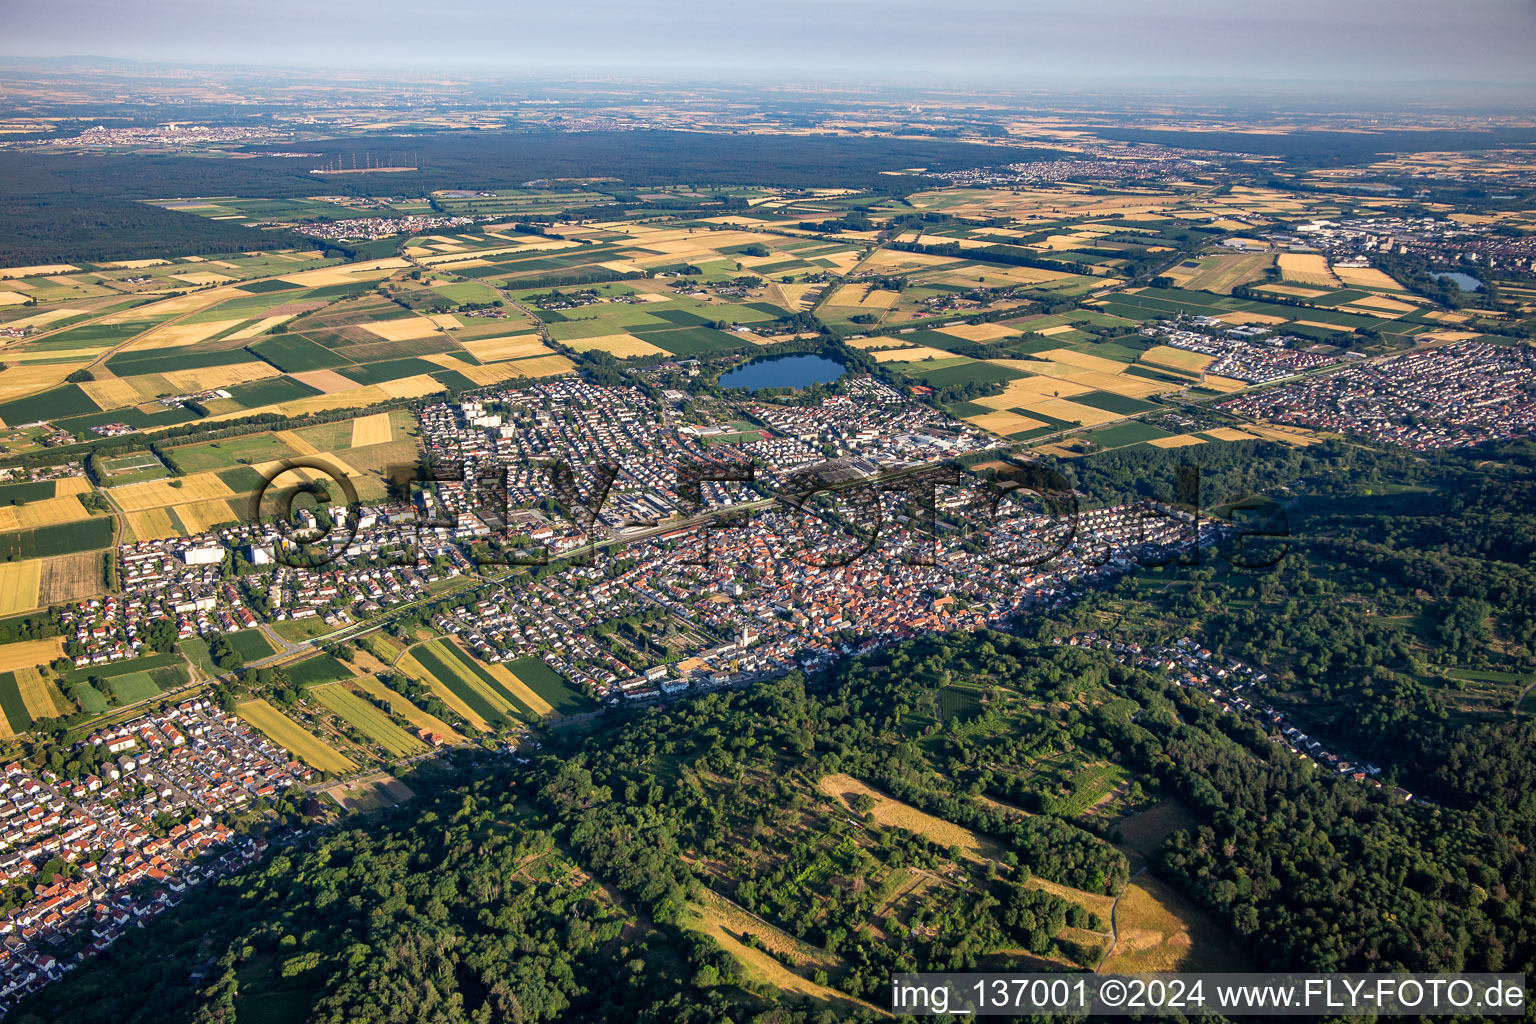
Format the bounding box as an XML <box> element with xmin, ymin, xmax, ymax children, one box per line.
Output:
<box><xmin>8</xmin><ymin>0</ymin><xmax>1536</xmax><ymax>85</ymax></box>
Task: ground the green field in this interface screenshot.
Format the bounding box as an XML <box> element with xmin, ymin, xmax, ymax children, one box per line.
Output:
<box><xmin>506</xmin><ymin>656</ymin><xmax>594</xmax><ymax>715</ymax></box>
<box><xmin>249</xmin><ymin>335</ymin><xmax>348</xmax><ymax>373</ymax></box>
<box><xmin>409</xmin><ymin>642</ymin><xmax>519</xmax><ymax>728</ymax></box>
<box><xmin>0</xmin><ymin>517</ymin><xmax>114</xmax><ymax>560</ymax></box>
<box><xmin>286</xmin><ymin>653</ymin><xmax>353</xmax><ymax>687</ymax></box>
<box><xmin>0</xmin><ymin>480</ymin><xmax>59</xmax><ymax>504</ymax></box>
<box><xmin>226</xmin><ymin>627</ymin><xmax>278</xmax><ymax>662</ymax></box>
<box><xmin>0</xmin><ymin>672</ymin><xmax>33</xmax><ymax>732</ymax></box>
<box><xmin>1086</xmin><ymin>422</ymin><xmax>1177</xmax><ymax>448</ymax></box>
<box><xmin>0</xmin><ymin>384</ymin><xmax>99</xmax><ymax>426</ymax></box>
<box><xmin>167</xmin><ymin>434</ymin><xmax>299</xmax><ymax>473</ymax></box>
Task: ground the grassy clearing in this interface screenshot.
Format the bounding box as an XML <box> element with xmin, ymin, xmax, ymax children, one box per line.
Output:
<box><xmin>1101</xmin><ymin>873</ymin><xmax>1251</xmax><ymax>973</ymax></box>
<box><xmin>818</xmin><ymin>773</ymin><xmax>1006</xmax><ymax>862</ymax></box>
<box><xmin>684</xmin><ymin>889</ymin><xmax>881</xmax><ymax>1015</ymax></box>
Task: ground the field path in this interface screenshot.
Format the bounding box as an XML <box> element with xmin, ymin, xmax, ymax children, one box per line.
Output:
<box><xmin>1097</xmin><ymin>865</ymin><xmax>1147</xmax><ymax>971</ymax></box>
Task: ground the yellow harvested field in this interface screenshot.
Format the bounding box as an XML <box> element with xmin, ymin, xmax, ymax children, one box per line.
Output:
<box><xmin>561</xmin><ymin>334</ymin><xmax>667</xmax><ymax>358</ymax></box>
<box><xmin>845</xmin><ymin>336</ymin><xmax>913</xmax><ymax>351</ymax></box>
<box><xmin>1037</xmin><ymin>324</ymin><xmax>1077</xmax><ymax>336</ymax></box>
<box><xmin>967</xmin><ymin>410</ymin><xmax>1049</xmax><ymax>436</ymax></box>
<box><xmin>0</xmin><ymin>264</ymin><xmax>79</xmax><ymax>279</ymax></box>
<box><xmin>825</xmin><ymin>284</ymin><xmax>897</xmax><ymax>309</ymax></box>
<box><xmin>378</xmin><ymin>374</ymin><xmax>452</xmax><ymax>398</ymax></box>
<box><xmin>501</xmin><ymin>354</ymin><xmax>575</xmax><ymax>379</ymax></box>
<box><xmin>360</xmin><ymin>317</ymin><xmax>439</xmax><ymax>342</ymax></box>
<box><xmin>1140</xmin><ymin>346</ymin><xmax>1215</xmax><ymax>372</ymax></box>
<box><xmin>1205</xmin><ymin>427</ymin><xmax>1260</xmax><ymax>441</ymax></box>
<box><xmin>1216</xmin><ymin>310</ymin><xmax>1289</xmax><ymax>326</ymax></box>
<box><xmin>873</xmin><ymin>346</ymin><xmax>955</xmax><ymax>363</ymax></box>
<box><xmin>173</xmin><ymin>498</ymin><xmax>240</xmax><ymax>533</ymax></box>
<box><xmin>1347</xmin><ymin>294</ymin><xmax>1419</xmax><ymax>314</ymax></box>
<box><xmin>237</xmin><ymin>699</ymin><xmax>357</xmax><ymax>773</ymax></box>
<box><xmin>350</xmin><ymin>412</ymin><xmax>393</xmax><ymax>447</ymax></box>
<box><xmin>940</xmin><ymin>264</ymin><xmax>1074</xmax><ymax>288</ymax></box>
<box><xmin>110</xmin><ymin>472</ymin><xmax>236</xmax><ymax>512</ymax></box>
<box><xmin>290</xmin><ymin>369</ymin><xmax>361</xmax><ymax>394</ymax></box>
<box><xmin>460</xmin><ymin>334</ymin><xmax>554</xmax><ymax>362</ymax></box>
<box><xmin>52</xmin><ymin>476</ymin><xmax>92</xmax><ymax>497</ymax></box>
<box><xmin>1027</xmin><ymin>398</ymin><xmax>1124</xmax><ymax>426</ymax></box>
<box><xmin>0</xmin><ymin>562</ymin><xmax>42</xmax><ymax>616</ymax></box>
<box><xmin>442</xmin><ymin>362</ymin><xmax>529</xmax><ymax>386</ymax></box>
<box><xmin>974</xmin><ymin>375</ymin><xmax>1093</xmax><ymax>409</ymax></box>
<box><xmin>819</xmin><ymin>773</ymin><xmax>1006</xmax><ymax>863</ymax></box>
<box><xmin>0</xmin><ymin>362</ymin><xmax>95</xmax><ymax>405</ymax></box>
<box><xmin>14</xmin><ymin>667</ymin><xmax>62</xmax><ymax>719</ymax></box>
<box><xmin>0</xmin><ymin>292</ymin><xmax>29</xmax><ymax>306</ymax></box>
<box><xmin>0</xmin><ymin>637</ymin><xmax>65</xmax><ymax>672</ymax></box>
<box><xmin>127</xmin><ymin>508</ymin><xmax>182</xmax><ymax>540</ymax></box>
<box><xmin>79</xmin><ymin>378</ymin><xmax>144</xmax><ymax>409</ymax></box>
<box><xmin>1036</xmin><ymin>347</ymin><xmax>1130</xmax><ymax>375</ymax></box>
<box><xmin>352</xmin><ymin>676</ymin><xmax>465</xmax><ymax>745</ymax></box>
<box><xmin>1277</xmin><ymin>253</ymin><xmax>1339</xmax><ymax>287</ymax></box>
<box><xmin>862</xmin><ymin>248</ymin><xmax>960</xmax><ymax>272</ymax></box>
<box><xmin>1244</xmin><ymin>424</ymin><xmax>1321</xmax><ymax>446</ymax></box>
<box><xmin>0</xmin><ymin>495</ymin><xmax>91</xmax><ymax>532</ymax></box>
<box><xmin>1148</xmin><ymin>435</ymin><xmax>1206</xmax><ymax>449</ymax></box>
<box><xmin>936</xmin><ymin>322</ymin><xmax>1019</xmax><ymax>343</ymax></box>
<box><xmin>1333</xmin><ymin>265</ymin><xmax>1403</xmax><ymax>290</ymax></box>
<box><xmin>987</xmin><ymin>360</ymin><xmax>1172</xmax><ymax>398</ymax></box>
<box><xmin>275</xmin><ymin>258</ymin><xmax>409</xmax><ymax>288</ymax></box>
<box><xmin>128</xmin><ymin>318</ymin><xmax>246</xmax><ymax>349</ymax></box>
<box><xmin>1201</xmin><ymin>375</ymin><xmax>1250</xmax><ymax>393</ymax></box>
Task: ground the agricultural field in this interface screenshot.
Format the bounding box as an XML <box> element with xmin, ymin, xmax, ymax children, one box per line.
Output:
<box><xmin>393</xmin><ymin>639</ymin><xmax>552</xmax><ymax>731</ymax></box>
<box><xmin>237</xmin><ymin>698</ymin><xmax>358</xmax><ymax>774</ymax></box>
<box><xmin>310</xmin><ymin>681</ymin><xmax>429</xmax><ymax>758</ymax></box>
<box><xmin>352</xmin><ymin>675</ymin><xmax>465</xmax><ymax>745</ymax></box>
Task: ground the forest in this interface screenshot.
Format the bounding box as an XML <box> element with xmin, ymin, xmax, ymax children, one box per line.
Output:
<box><xmin>18</xmin><ymin>589</ymin><xmax>1536</xmax><ymax>1022</ymax></box>
<box><xmin>0</xmin><ymin>195</ymin><xmax>311</xmax><ymax>265</ymax></box>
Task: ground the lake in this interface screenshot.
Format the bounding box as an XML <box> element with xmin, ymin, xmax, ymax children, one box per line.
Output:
<box><xmin>1432</xmin><ymin>271</ymin><xmax>1483</xmax><ymax>292</ymax></box>
<box><xmin>718</xmin><ymin>353</ymin><xmax>847</xmax><ymax>391</ymax></box>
